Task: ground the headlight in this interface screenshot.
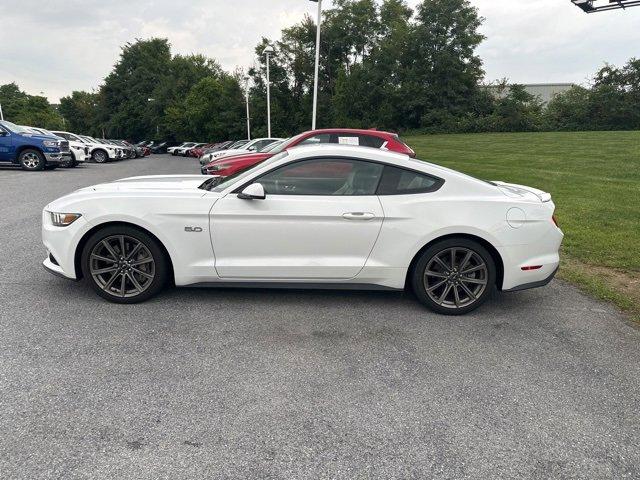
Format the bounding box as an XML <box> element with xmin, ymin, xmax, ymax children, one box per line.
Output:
<box><xmin>50</xmin><ymin>212</ymin><xmax>82</xmax><ymax>227</ymax></box>
<box><xmin>208</xmin><ymin>163</ymin><xmax>230</xmax><ymax>172</ymax></box>
<box><xmin>43</xmin><ymin>140</ymin><xmax>59</xmax><ymax>147</ymax></box>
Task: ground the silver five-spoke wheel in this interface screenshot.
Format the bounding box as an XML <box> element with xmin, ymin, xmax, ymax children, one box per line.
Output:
<box><xmin>423</xmin><ymin>247</ymin><xmax>489</xmax><ymax>310</ymax></box>
<box><xmin>89</xmin><ymin>235</ymin><xmax>155</xmax><ymax>298</ymax></box>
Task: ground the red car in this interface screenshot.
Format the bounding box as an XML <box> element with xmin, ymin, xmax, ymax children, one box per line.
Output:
<box><xmin>202</xmin><ymin>129</ymin><xmax>415</xmax><ymax>177</ymax></box>
<box><xmin>190</xmin><ymin>143</ymin><xmax>219</xmax><ymax>158</ymax></box>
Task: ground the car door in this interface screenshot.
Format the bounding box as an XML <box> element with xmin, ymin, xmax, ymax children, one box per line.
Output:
<box><xmin>211</xmin><ymin>157</ymin><xmax>385</xmax><ymax>279</ymax></box>
<box><xmin>0</xmin><ymin>125</ymin><xmax>13</xmax><ymax>162</ymax></box>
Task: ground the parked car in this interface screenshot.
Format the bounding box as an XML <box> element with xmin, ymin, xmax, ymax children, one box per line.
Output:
<box><xmin>74</xmin><ymin>135</ymin><xmax>123</xmax><ymax>163</ymax></box>
<box><xmin>182</xmin><ymin>143</ymin><xmax>208</xmax><ymax>157</ymax></box>
<box><xmin>202</xmin><ymin>129</ymin><xmax>415</xmax><ymax>177</ymax></box>
<box><xmin>29</xmin><ymin>128</ymin><xmax>88</xmax><ymax>168</ymax></box>
<box><xmin>104</xmin><ymin>140</ymin><xmax>135</xmax><ymax>159</ymax></box>
<box><xmin>0</xmin><ymin>120</ymin><xmax>70</xmax><ymax>171</ymax></box>
<box><xmin>189</xmin><ymin>143</ymin><xmax>220</xmax><ymax>158</ymax></box>
<box><xmin>49</xmin><ymin>130</ymin><xmax>92</xmax><ymax>167</ymax></box>
<box><xmin>150</xmin><ymin>142</ymin><xmax>179</xmax><ymax>154</ymax></box>
<box><xmin>200</xmin><ymin>139</ymin><xmax>283</xmax><ymax>168</ymax></box>
<box><xmin>168</xmin><ymin>142</ymin><xmax>196</xmax><ymax>156</ymax></box>
<box><xmin>201</xmin><ymin>138</ymin><xmax>283</xmax><ymax>164</ymax></box>
<box><xmin>42</xmin><ymin>144</ymin><xmax>563</xmax><ymax>314</ymax></box>
<box><xmin>197</xmin><ymin>141</ymin><xmax>234</xmax><ymax>163</ymax></box>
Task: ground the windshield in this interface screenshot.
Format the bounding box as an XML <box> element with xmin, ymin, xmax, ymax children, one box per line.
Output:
<box><xmin>207</xmin><ymin>151</ymin><xmax>290</xmax><ymax>193</ymax></box>
<box><xmin>260</xmin><ymin>140</ymin><xmax>284</xmax><ymax>153</ymax></box>
<box><xmin>0</xmin><ymin>121</ymin><xmax>33</xmax><ymax>134</ymax></box>
<box><xmin>268</xmin><ymin>133</ymin><xmax>308</xmax><ymax>154</ymax></box>
<box><xmin>230</xmin><ymin>140</ymin><xmax>249</xmax><ymax>149</ymax></box>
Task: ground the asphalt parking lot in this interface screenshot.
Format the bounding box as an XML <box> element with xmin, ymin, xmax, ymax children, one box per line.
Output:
<box><xmin>1</xmin><ymin>155</ymin><xmax>639</xmax><ymax>479</ymax></box>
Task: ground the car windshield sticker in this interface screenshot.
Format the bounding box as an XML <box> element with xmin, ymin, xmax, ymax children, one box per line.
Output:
<box><xmin>338</xmin><ymin>136</ymin><xmax>359</xmax><ymax>146</ymax></box>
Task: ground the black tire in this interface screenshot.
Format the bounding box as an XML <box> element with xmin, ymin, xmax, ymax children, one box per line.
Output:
<box><xmin>411</xmin><ymin>238</ymin><xmax>496</xmax><ymax>315</ymax></box>
<box><xmin>19</xmin><ymin>149</ymin><xmax>46</xmax><ymax>171</ymax></box>
<box><xmin>92</xmin><ymin>149</ymin><xmax>108</xmax><ymax>163</ymax></box>
<box><xmin>81</xmin><ymin>225</ymin><xmax>169</xmax><ymax>304</ymax></box>
<box><xmin>61</xmin><ymin>153</ymin><xmax>78</xmax><ymax>168</ymax></box>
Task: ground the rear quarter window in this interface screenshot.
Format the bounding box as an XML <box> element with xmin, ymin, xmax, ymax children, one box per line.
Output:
<box><xmin>377</xmin><ymin>165</ymin><xmax>443</xmax><ymax>195</ymax></box>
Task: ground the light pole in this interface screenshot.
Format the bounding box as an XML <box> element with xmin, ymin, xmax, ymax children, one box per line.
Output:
<box><xmin>262</xmin><ymin>45</ymin><xmax>275</xmax><ymax>138</ymax></box>
<box><xmin>148</xmin><ymin>97</ymin><xmax>159</xmax><ymax>138</ymax></box>
<box><xmin>0</xmin><ymin>102</ymin><xmax>4</xmax><ymax>121</ymax></box>
<box><xmin>310</xmin><ymin>0</ymin><xmax>322</xmax><ymax>130</ymax></box>
<box><xmin>244</xmin><ymin>75</ymin><xmax>251</xmax><ymax>140</ymax></box>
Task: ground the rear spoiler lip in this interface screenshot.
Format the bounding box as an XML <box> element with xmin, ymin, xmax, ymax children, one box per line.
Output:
<box><xmin>493</xmin><ymin>181</ymin><xmax>552</xmax><ymax>203</ymax></box>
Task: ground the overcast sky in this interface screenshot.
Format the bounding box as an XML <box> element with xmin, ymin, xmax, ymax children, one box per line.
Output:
<box><xmin>1</xmin><ymin>0</ymin><xmax>639</xmax><ymax>102</ymax></box>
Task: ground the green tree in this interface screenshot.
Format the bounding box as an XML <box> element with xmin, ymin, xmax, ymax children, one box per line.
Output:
<box><xmin>0</xmin><ymin>83</ymin><xmax>63</xmax><ymax>129</ymax></box>
<box><xmin>59</xmin><ymin>91</ymin><xmax>99</xmax><ymax>134</ymax></box>
<box><xmin>179</xmin><ymin>75</ymin><xmax>246</xmax><ymax>140</ymax></box>
<box><xmin>97</xmin><ymin>38</ymin><xmax>172</xmax><ymax>139</ymax></box>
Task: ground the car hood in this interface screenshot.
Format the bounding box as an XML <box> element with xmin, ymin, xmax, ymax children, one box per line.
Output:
<box><xmin>205</xmin><ymin>152</ymin><xmax>272</xmax><ymax>168</ymax></box>
<box><xmin>83</xmin><ymin>175</ymin><xmax>209</xmax><ymax>193</ymax></box>
<box><xmin>20</xmin><ymin>133</ymin><xmax>62</xmax><ymax>142</ymax></box>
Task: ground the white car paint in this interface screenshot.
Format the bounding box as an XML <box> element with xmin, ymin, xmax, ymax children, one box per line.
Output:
<box><xmin>42</xmin><ymin>145</ymin><xmax>563</xmax><ymax>311</ymax></box>
<box><xmin>76</xmin><ymin>135</ymin><xmax>122</xmax><ymax>160</ymax></box>
<box><xmin>202</xmin><ymin>138</ymin><xmax>283</xmax><ymax>163</ymax></box>
<box><xmin>49</xmin><ymin>131</ymin><xmax>90</xmax><ymax>163</ymax></box>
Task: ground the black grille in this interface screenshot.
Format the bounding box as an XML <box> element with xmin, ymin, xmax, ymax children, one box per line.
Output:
<box><xmin>60</xmin><ymin>141</ymin><xmax>70</xmax><ymax>153</ymax></box>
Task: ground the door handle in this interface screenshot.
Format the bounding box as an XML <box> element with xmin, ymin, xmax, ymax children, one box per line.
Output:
<box><xmin>343</xmin><ymin>212</ymin><xmax>376</xmax><ymax>220</ymax></box>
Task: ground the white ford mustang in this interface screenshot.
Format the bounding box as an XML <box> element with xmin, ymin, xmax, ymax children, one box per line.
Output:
<box><xmin>42</xmin><ymin>145</ymin><xmax>563</xmax><ymax>314</ymax></box>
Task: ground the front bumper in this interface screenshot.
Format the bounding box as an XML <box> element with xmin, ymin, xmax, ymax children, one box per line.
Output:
<box><xmin>44</xmin><ymin>152</ymin><xmax>71</xmax><ymax>164</ymax></box>
<box><xmin>42</xmin><ymin>212</ymin><xmax>91</xmax><ymax>280</ymax></box>
<box><xmin>43</xmin><ymin>255</ymin><xmax>78</xmax><ymax>281</ymax></box>
<box><xmin>71</xmin><ymin>147</ymin><xmax>88</xmax><ymax>162</ymax></box>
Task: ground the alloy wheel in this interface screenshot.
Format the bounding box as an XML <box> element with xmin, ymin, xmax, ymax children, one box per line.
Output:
<box><xmin>94</xmin><ymin>151</ymin><xmax>107</xmax><ymax>163</ymax></box>
<box><xmin>423</xmin><ymin>247</ymin><xmax>488</xmax><ymax>310</ymax></box>
<box><xmin>89</xmin><ymin>235</ymin><xmax>156</xmax><ymax>298</ymax></box>
<box><xmin>22</xmin><ymin>152</ymin><xmax>41</xmax><ymax>169</ymax></box>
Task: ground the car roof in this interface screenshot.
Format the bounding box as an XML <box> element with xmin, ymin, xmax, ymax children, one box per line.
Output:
<box><xmin>303</xmin><ymin>128</ymin><xmax>397</xmax><ymax>137</ymax></box>
<box><xmin>286</xmin><ymin>144</ymin><xmax>410</xmax><ymax>164</ymax></box>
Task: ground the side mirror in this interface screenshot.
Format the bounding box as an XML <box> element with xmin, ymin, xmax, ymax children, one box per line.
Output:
<box><xmin>0</xmin><ymin>130</ymin><xmax>8</xmax><ymax>137</ymax></box>
<box><xmin>238</xmin><ymin>183</ymin><xmax>266</xmax><ymax>200</ymax></box>
<box><xmin>248</xmin><ymin>146</ymin><xmax>256</xmax><ymax>151</ymax></box>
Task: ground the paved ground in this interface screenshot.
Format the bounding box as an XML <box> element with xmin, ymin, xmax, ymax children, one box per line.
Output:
<box><xmin>0</xmin><ymin>155</ymin><xmax>639</xmax><ymax>479</ymax></box>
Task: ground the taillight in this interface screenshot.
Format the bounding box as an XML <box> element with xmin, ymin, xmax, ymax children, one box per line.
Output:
<box><xmin>552</xmin><ymin>215</ymin><xmax>559</xmax><ymax>227</ymax></box>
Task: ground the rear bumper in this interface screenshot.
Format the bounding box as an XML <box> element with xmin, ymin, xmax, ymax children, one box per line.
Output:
<box><xmin>503</xmin><ymin>266</ymin><xmax>559</xmax><ymax>292</ymax></box>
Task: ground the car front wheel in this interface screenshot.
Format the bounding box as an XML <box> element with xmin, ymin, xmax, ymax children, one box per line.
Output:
<box><xmin>92</xmin><ymin>150</ymin><xmax>108</xmax><ymax>163</ymax></box>
<box><xmin>19</xmin><ymin>149</ymin><xmax>45</xmax><ymax>171</ymax></box>
<box><xmin>81</xmin><ymin>226</ymin><xmax>169</xmax><ymax>304</ymax></box>
<box><xmin>412</xmin><ymin>238</ymin><xmax>496</xmax><ymax>315</ymax></box>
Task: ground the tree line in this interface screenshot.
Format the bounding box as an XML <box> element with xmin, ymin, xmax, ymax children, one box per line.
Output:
<box><xmin>1</xmin><ymin>0</ymin><xmax>638</xmax><ymax>140</ymax></box>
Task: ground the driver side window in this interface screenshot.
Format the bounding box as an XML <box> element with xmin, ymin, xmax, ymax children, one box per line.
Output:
<box><xmin>258</xmin><ymin>158</ymin><xmax>383</xmax><ymax>196</ymax></box>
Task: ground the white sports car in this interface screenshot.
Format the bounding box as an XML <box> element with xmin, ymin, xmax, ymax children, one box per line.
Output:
<box><xmin>42</xmin><ymin>145</ymin><xmax>563</xmax><ymax>314</ymax></box>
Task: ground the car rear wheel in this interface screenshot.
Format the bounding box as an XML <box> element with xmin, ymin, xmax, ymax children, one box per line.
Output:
<box><xmin>412</xmin><ymin>238</ymin><xmax>495</xmax><ymax>315</ymax></box>
<box><xmin>81</xmin><ymin>226</ymin><xmax>169</xmax><ymax>304</ymax></box>
<box><xmin>19</xmin><ymin>149</ymin><xmax>45</xmax><ymax>171</ymax></box>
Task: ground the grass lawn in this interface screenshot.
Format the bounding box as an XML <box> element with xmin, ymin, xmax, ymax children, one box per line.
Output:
<box><xmin>405</xmin><ymin>131</ymin><xmax>640</xmax><ymax>320</ymax></box>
